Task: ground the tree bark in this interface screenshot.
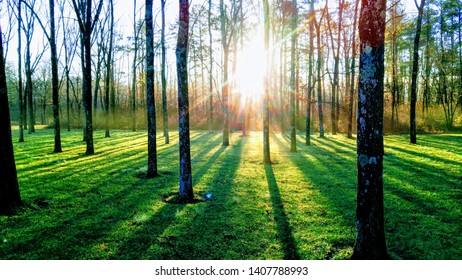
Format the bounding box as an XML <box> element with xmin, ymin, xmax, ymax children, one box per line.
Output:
<box><xmin>352</xmin><ymin>0</ymin><xmax>388</xmax><ymax>260</ymax></box>
<box><xmin>0</xmin><ymin>30</ymin><xmax>22</xmax><ymax>215</ymax></box>
<box><xmin>49</xmin><ymin>0</ymin><xmax>62</xmax><ymax>153</ymax></box>
<box><xmin>348</xmin><ymin>0</ymin><xmax>359</xmax><ymax>139</ymax></box>
<box><xmin>146</xmin><ymin>0</ymin><xmax>158</xmax><ymax>178</ymax></box>
<box><xmin>410</xmin><ymin>0</ymin><xmax>426</xmax><ymax>144</ymax></box>
<box><xmin>289</xmin><ymin>0</ymin><xmax>297</xmax><ymax>152</ymax></box>
<box><xmin>263</xmin><ymin>0</ymin><xmax>271</xmax><ymax>164</ymax></box>
<box><xmin>105</xmin><ymin>0</ymin><xmax>114</xmax><ymax>138</ymax></box>
<box><xmin>177</xmin><ymin>0</ymin><xmax>193</xmax><ymax>199</ymax></box>
<box><xmin>161</xmin><ymin>0</ymin><xmax>169</xmax><ymax>144</ymax></box>
<box><xmin>17</xmin><ymin>1</ymin><xmax>24</xmax><ymax>143</ymax></box>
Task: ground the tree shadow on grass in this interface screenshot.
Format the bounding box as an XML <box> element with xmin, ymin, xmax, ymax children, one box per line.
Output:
<box><xmin>264</xmin><ymin>164</ymin><xmax>301</xmax><ymax>260</ymax></box>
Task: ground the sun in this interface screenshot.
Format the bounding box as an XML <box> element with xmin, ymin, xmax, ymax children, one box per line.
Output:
<box><xmin>234</xmin><ymin>34</ymin><xmax>267</xmax><ymax>104</ymax></box>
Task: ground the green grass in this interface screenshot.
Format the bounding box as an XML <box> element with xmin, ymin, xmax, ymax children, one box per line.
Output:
<box><xmin>1</xmin><ymin>129</ymin><xmax>461</xmax><ymax>259</ymax></box>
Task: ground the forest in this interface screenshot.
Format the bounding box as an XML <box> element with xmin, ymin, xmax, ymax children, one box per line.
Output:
<box><xmin>0</xmin><ymin>0</ymin><xmax>461</xmax><ymax>260</ymax></box>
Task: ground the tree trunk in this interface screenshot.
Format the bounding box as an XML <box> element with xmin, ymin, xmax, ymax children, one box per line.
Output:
<box><xmin>289</xmin><ymin>0</ymin><xmax>297</xmax><ymax>152</ymax></box>
<box><xmin>177</xmin><ymin>0</ymin><xmax>193</xmax><ymax>199</ymax></box>
<box><xmin>348</xmin><ymin>0</ymin><xmax>359</xmax><ymax>139</ymax></box>
<box><xmin>17</xmin><ymin>1</ymin><xmax>24</xmax><ymax>143</ymax></box>
<box><xmin>49</xmin><ymin>0</ymin><xmax>62</xmax><ymax>153</ymax></box>
<box><xmin>105</xmin><ymin>0</ymin><xmax>114</xmax><ymax>138</ymax></box>
<box><xmin>306</xmin><ymin>1</ymin><xmax>315</xmax><ymax>145</ymax></box>
<box><xmin>352</xmin><ymin>0</ymin><xmax>388</xmax><ymax>260</ymax></box>
<box><xmin>263</xmin><ymin>0</ymin><xmax>271</xmax><ymax>164</ymax></box>
<box><xmin>160</xmin><ymin>0</ymin><xmax>169</xmax><ymax>144</ymax></box>
<box><xmin>0</xmin><ymin>31</ymin><xmax>22</xmax><ymax>215</ymax></box>
<box><xmin>410</xmin><ymin>0</ymin><xmax>426</xmax><ymax>144</ymax></box>
<box><xmin>220</xmin><ymin>0</ymin><xmax>229</xmax><ymax>146</ymax></box>
<box><xmin>315</xmin><ymin>21</ymin><xmax>324</xmax><ymax>138</ymax></box>
<box><xmin>208</xmin><ymin>0</ymin><xmax>213</xmax><ymax>133</ymax></box>
<box><xmin>146</xmin><ymin>0</ymin><xmax>158</xmax><ymax>178</ymax></box>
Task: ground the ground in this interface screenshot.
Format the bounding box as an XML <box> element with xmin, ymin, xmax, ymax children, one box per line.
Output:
<box><xmin>0</xmin><ymin>129</ymin><xmax>461</xmax><ymax>259</ymax></box>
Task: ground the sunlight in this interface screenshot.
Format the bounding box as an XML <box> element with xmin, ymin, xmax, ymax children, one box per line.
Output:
<box><xmin>234</xmin><ymin>33</ymin><xmax>267</xmax><ymax>105</ymax></box>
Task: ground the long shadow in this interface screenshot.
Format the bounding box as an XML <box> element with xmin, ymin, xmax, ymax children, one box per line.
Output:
<box><xmin>164</xmin><ymin>137</ymin><xmax>245</xmax><ymax>259</ymax></box>
<box><xmin>264</xmin><ymin>164</ymin><xmax>301</xmax><ymax>260</ymax></box>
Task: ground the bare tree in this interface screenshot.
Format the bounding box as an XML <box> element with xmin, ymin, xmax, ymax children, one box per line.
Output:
<box><xmin>347</xmin><ymin>0</ymin><xmax>359</xmax><ymax>139</ymax></box>
<box><xmin>177</xmin><ymin>0</ymin><xmax>193</xmax><ymax>199</ymax></box>
<box><xmin>146</xmin><ymin>0</ymin><xmax>158</xmax><ymax>178</ymax></box>
<box><xmin>71</xmin><ymin>0</ymin><xmax>104</xmax><ymax>155</ymax></box>
<box><xmin>161</xmin><ymin>0</ymin><xmax>169</xmax><ymax>144</ymax></box>
<box><xmin>104</xmin><ymin>0</ymin><xmax>114</xmax><ymax>138</ymax></box>
<box><xmin>410</xmin><ymin>0</ymin><xmax>426</xmax><ymax>144</ymax></box>
<box><xmin>263</xmin><ymin>0</ymin><xmax>271</xmax><ymax>164</ymax></box>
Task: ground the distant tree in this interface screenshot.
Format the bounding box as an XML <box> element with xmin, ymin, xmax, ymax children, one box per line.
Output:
<box><xmin>352</xmin><ymin>0</ymin><xmax>389</xmax><ymax>259</ymax></box>
<box><xmin>288</xmin><ymin>0</ymin><xmax>298</xmax><ymax>152</ymax></box>
<box><xmin>314</xmin><ymin>3</ymin><xmax>327</xmax><ymax>138</ymax></box>
<box><xmin>71</xmin><ymin>0</ymin><xmax>104</xmax><ymax>155</ymax></box>
<box><xmin>410</xmin><ymin>0</ymin><xmax>426</xmax><ymax>144</ymax></box>
<box><xmin>208</xmin><ymin>0</ymin><xmax>213</xmax><ymax>133</ymax></box>
<box><xmin>161</xmin><ymin>0</ymin><xmax>169</xmax><ymax>144</ymax></box>
<box><xmin>263</xmin><ymin>0</ymin><xmax>271</xmax><ymax>164</ymax></box>
<box><xmin>22</xmin><ymin>0</ymin><xmax>63</xmax><ymax>152</ymax></box>
<box><xmin>0</xmin><ymin>28</ymin><xmax>22</xmax><ymax>215</ymax></box>
<box><xmin>16</xmin><ymin>0</ymin><xmax>25</xmax><ymax>142</ymax></box>
<box><xmin>104</xmin><ymin>0</ymin><xmax>114</xmax><ymax>138</ymax></box>
<box><xmin>347</xmin><ymin>0</ymin><xmax>359</xmax><ymax>139</ymax></box>
<box><xmin>305</xmin><ymin>0</ymin><xmax>315</xmax><ymax>146</ymax></box>
<box><xmin>146</xmin><ymin>0</ymin><xmax>158</xmax><ymax>178</ymax></box>
<box><xmin>177</xmin><ymin>0</ymin><xmax>193</xmax><ymax>199</ymax></box>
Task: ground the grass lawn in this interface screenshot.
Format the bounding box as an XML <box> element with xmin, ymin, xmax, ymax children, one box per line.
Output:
<box><xmin>0</xmin><ymin>129</ymin><xmax>461</xmax><ymax>259</ymax></box>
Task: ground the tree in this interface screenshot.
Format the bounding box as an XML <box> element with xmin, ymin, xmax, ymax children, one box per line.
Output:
<box><xmin>16</xmin><ymin>0</ymin><xmax>25</xmax><ymax>142</ymax></box>
<box><xmin>263</xmin><ymin>0</ymin><xmax>271</xmax><ymax>164</ymax></box>
<box><xmin>71</xmin><ymin>0</ymin><xmax>104</xmax><ymax>155</ymax></box>
<box><xmin>104</xmin><ymin>0</ymin><xmax>114</xmax><ymax>138</ymax></box>
<box><xmin>208</xmin><ymin>0</ymin><xmax>213</xmax><ymax>133</ymax></box>
<box><xmin>161</xmin><ymin>0</ymin><xmax>169</xmax><ymax>144</ymax></box>
<box><xmin>177</xmin><ymin>0</ymin><xmax>193</xmax><ymax>199</ymax></box>
<box><xmin>0</xmin><ymin>28</ymin><xmax>22</xmax><ymax>215</ymax></box>
<box><xmin>146</xmin><ymin>0</ymin><xmax>158</xmax><ymax>178</ymax></box>
<box><xmin>49</xmin><ymin>0</ymin><xmax>62</xmax><ymax>153</ymax></box>
<box><xmin>352</xmin><ymin>0</ymin><xmax>389</xmax><ymax>259</ymax></box>
<box><xmin>410</xmin><ymin>0</ymin><xmax>426</xmax><ymax>144</ymax></box>
<box><xmin>306</xmin><ymin>0</ymin><xmax>315</xmax><ymax>146</ymax></box>
<box><xmin>22</xmin><ymin>0</ymin><xmax>63</xmax><ymax>152</ymax></box>
<box><xmin>314</xmin><ymin>4</ymin><xmax>327</xmax><ymax>138</ymax></box>
<box><xmin>288</xmin><ymin>0</ymin><xmax>298</xmax><ymax>152</ymax></box>
<box><xmin>347</xmin><ymin>0</ymin><xmax>359</xmax><ymax>139</ymax></box>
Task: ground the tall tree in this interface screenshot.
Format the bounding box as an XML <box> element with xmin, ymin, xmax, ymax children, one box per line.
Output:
<box><xmin>263</xmin><ymin>0</ymin><xmax>271</xmax><ymax>164</ymax></box>
<box><xmin>104</xmin><ymin>0</ymin><xmax>114</xmax><ymax>138</ymax></box>
<box><xmin>220</xmin><ymin>0</ymin><xmax>230</xmax><ymax>146</ymax></box>
<box><xmin>288</xmin><ymin>0</ymin><xmax>298</xmax><ymax>152</ymax></box>
<box><xmin>17</xmin><ymin>0</ymin><xmax>25</xmax><ymax>143</ymax></box>
<box><xmin>0</xmin><ymin>28</ymin><xmax>22</xmax><ymax>215</ymax></box>
<box><xmin>71</xmin><ymin>0</ymin><xmax>104</xmax><ymax>155</ymax></box>
<box><xmin>348</xmin><ymin>0</ymin><xmax>359</xmax><ymax>139</ymax></box>
<box><xmin>208</xmin><ymin>0</ymin><xmax>214</xmax><ymax>133</ymax></box>
<box><xmin>22</xmin><ymin>0</ymin><xmax>63</xmax><ymax>152</ymax></box>
<box><xmin>177</xmin><ymin>0</ymin><xmax>193</xmax><ymax>199</ymax></box>
<box><xmin>314</xmin><ymin>4</ymin><xmax>327</xmax><ymax>138</ymax></box>
<box><xmin>353</xmin><ymin>0</ymin><xmax>388</xmax><ymax>259</ymax></box>
<box><xmin>161</xmin><ymin>0</ymin><xmax>169</xmax><ymax>144</ymax></box>
<box><xmin>410</xmin><ymin>0</ymin><xmax>426</xmax><ymax>144</ymax></box>
<box><xmin>131</xmin><ymin>0</ymin><xmax>141</xmax><ymax>132</ymax></box>
<box><xmin>49</xmin><ymin>0</ymin><xmax>62</xmax><ymax>153</ymax></box>
<box><xmin>306</xmin><ymin>0</ymin><xmax>315</xmax><ymax>146</ymax></box>
<box><xmin>146</xmin><ymin>0</ymin><xmax>158</xmax><ymax>178</ymax></box>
